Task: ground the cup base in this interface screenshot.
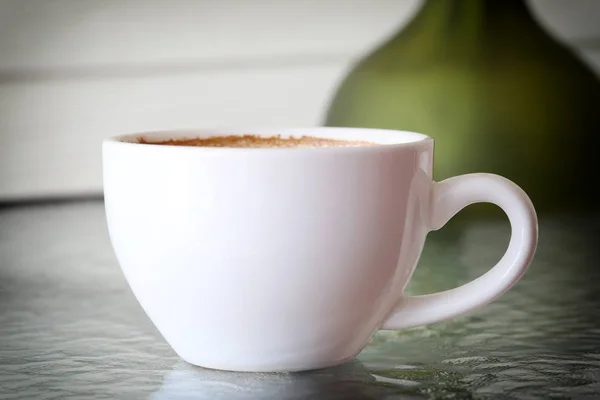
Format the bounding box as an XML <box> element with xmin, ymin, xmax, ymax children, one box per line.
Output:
<box><xmin>178</xmin><ymin>353</ymin><xmax>359</xmax><ymax>373</ymax></box>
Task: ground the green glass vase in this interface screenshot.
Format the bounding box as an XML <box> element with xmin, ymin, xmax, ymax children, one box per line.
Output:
<box><xmin>325</xmin><ymin>0</ymin><xmax>600</xmax><ymax>221</ymax></box>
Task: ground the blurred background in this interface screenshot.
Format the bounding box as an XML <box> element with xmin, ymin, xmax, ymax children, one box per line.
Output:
<box><xmin>1</xmin><ymin>2</ymin><xmax>600</xmax><ymax>398</ymax></box>
<box><xmin>0</xmin><ymin>0</ymin><xmax>599</xmax><ymax>203</ymax></box>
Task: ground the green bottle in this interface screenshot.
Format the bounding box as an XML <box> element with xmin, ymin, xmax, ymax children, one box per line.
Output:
<box><xmin>325</xmin><ymin>0</ymin><xmax>600</xmax><ymax>221</ymax></box>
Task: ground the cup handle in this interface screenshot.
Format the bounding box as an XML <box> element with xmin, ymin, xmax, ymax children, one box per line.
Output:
<box><xmin>381</xmin><ymin>173</ymin><xmax>538</xmax><ymax>330</ymax></box>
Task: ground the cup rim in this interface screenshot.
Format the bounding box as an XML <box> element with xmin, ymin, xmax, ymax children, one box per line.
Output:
<box><xmin>103</xmin><ymin>127</ymin><xmax>433</xmax><ymax>152</ymax></box>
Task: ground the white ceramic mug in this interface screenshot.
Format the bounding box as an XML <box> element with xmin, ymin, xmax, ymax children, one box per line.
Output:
<box><xmin>103</xmin><ymin>127</ymin><xmax>538</xmax><ymax>373</ymax></box>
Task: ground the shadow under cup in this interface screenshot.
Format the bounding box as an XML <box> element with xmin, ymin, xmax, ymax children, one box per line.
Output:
<box><xmin>152</xmin><ymin>360</ymin><xmax>391</xmax><ymax>400</ymax></box>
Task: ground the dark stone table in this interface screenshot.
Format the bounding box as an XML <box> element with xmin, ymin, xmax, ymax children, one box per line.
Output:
<box><xmin>1</xmin><ymin>201</ymin><xmax>598</xmax><ymax>399</ymax></box>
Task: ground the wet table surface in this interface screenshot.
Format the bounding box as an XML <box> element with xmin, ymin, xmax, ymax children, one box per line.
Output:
<box><xmin>0</xmin><ymin>201</ymin><xmax>599</xmax><ymax>399</ymax></box>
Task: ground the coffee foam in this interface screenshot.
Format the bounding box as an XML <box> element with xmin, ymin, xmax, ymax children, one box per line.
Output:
<box><xmin>136</xmin><ymin>135</ymin><xmax>376</xmax><ymax>148</ymax></box>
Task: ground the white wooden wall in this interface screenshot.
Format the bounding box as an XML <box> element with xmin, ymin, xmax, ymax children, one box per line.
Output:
<box><xmin>1</xmin><ymin>0</ymin><xmax>599</xmax><ymax>200</ymax></box>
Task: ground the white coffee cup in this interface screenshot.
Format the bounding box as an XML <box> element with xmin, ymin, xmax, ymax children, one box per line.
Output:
<box><xmin>103</xmin><ymin>127</ymin><xmax>538</xmax><ymax>373</ymax></box>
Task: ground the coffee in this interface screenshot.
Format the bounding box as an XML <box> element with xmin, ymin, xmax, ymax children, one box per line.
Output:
<box><xmin>137</xmin><ymin>135</ymin><xmax>375</xmax><ymax>148</ymax></box>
